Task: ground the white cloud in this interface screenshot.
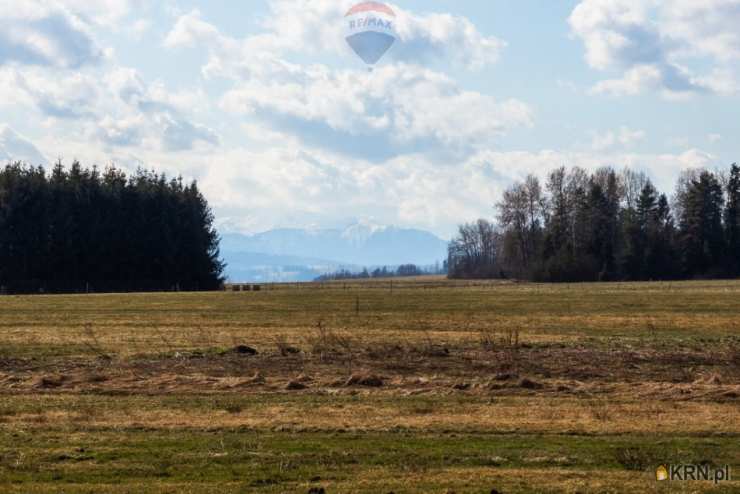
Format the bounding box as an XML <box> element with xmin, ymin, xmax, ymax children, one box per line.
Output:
<box><xmin>194</xmin><ymin>140</ymin><xmax>718</xmax><ymax>237</ymax></box>
<box><xmin>220</xmin><ymin>63</ymin><xmax>532</xmax><ymax>156</ymax></box>
<box><xmin>198</xmin><ymin>145</ymin><xmax>510</xmax><ymax>236</ymax></box>
<box><xmin>0</xmin><ymin>0</ymin><xmax>103</xmax><ymax>68</ymax></box>
<box><xmin>0</xmin><ymin>124</ymin><xmax>47</xmax><ymax>164</ymax></box>
<box><xmin>12</xmin><ymin>68</ymin><xmax>101</xmax><ymax>119</ymax></box>
<box><xmin>130</xmin><ymin>19</ymin><xmax>152</xmax><ymax>40</ymax></box>
<box><xmin>91</xmin><ymin>115</ymin><xmax>145</xmax><ymax>148</ymax></box>
<box><xmin>2</xmin><ymin>0</ymin><xmax>726</xmax><ymax>240</ymax></box>
<box><xmin>163</xmin><ymin>3</ymin><xmax>525</xmax><ymax>159</ymax></box>
<box><xmin>5</xmin><ymin>63</ymin><xmax>219</xmax><ymax>153</ymax></box>
<box><xmin>590</xmin><ymin>126</ymin><xmax>646</xmax><ymax>151</ymax></box>
<box><xmin>163</xmin><ymin>9</ymin><xmax>222</xmax><ymax>49</ymax></box>
<box><xmin>570</xmin><ymin>0</ymin><xmax>740</xmax><ymax>97</ymax></box>
<box><xmin>158</xmin><ymin>113</ymin><xmax>220</xmax><ymax>151</ymax></box>
<box><xmin>165</xmin><ymin>1</ymin><xmax>504</xmax><ymax>73</ymax></box>
<box><xmin>57</xmin><ymin>0</ymin><xmax>145</xmax><ymax>27</ymax></box>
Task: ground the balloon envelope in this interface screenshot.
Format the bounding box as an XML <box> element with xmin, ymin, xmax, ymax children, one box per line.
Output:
<box><xmin>346</xmin><ymin>32</ymin><xmax>395</xmax><ymax>65</ymax></box>
<box><xmin>345</xmin><ymin>2</ymin><xmax>396</xmax><ymax>66</ymax></box>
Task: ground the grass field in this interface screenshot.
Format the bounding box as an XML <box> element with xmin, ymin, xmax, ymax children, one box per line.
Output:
<box><xmin>0</xmin><ymin>278</ymin><xmax>739</xmax><ymax>493</ymax></box>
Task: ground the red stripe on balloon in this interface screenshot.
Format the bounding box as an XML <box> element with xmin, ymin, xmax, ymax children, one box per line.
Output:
<box><xmin>345</xmin><ymin>2</ymin><xmax>396</xmax><ymax>17</ymax></box>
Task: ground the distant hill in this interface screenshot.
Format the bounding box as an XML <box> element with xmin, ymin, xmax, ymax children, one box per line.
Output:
<box><xmin>221</xmin><ymin>223</ymin><xmax>448</xmax><ymax>282</ymax></box>
<box><xmin>221</xmin><ymin>251</ymin><xmax>358</xmax><ymax>283</ymax></box>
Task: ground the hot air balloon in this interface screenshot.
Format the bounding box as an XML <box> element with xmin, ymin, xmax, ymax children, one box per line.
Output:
<box><xmin>345</xmin><ymin>2</ymin><xmax>396</xmax><ymax>68</ymax></box>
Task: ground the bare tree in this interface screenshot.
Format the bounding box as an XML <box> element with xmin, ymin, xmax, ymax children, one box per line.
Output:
<box><xmin>497</xmin><ymin>175</ymin><xmax>546</xmax><ymax>275</ymax></box>
<box><xmin>448</xmin><ymin>219</ymin><xmax>499</xmax><ymax>278</ymax></box>
<box><xmin>621</xmin><ymin>167</ymin><xmax>649</xmax><ymax>211</ymax></box>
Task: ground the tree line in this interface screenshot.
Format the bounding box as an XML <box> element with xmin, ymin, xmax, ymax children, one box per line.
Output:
<box><xmin>449</xmin><ymin>164</ymin><xmax>740</xmax><ymax>282</ymax></box>
<box><xmin>0</xmin><ymin>161</ymin><xmax>224</xmax><ymax>293</ymax></box>
<box><xmin>315</xmin><ymin>263</ymin><xmax>446</xmax><ymax>282</ymax></box>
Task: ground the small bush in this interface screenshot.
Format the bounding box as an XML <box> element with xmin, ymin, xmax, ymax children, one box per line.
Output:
<box><xmin>307</xmin><ymin>320</ymin><xmax>353</xmax><ymax>360</ymax></box>
<box><xmin>614</xmin><ymin>447</ymin><xmax>652</xmax><ymax>471</ymax></box>
<box><xmin>275</xmin><ymin>335</ymin><xmax>301</xmax><ymax>356</ymax></box>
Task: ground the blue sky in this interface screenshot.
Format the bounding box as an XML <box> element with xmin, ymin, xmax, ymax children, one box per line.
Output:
<box><xmin>1</xmin><ymin>0</ymin><xmax>739</xmax><ymax>238</ymax></box>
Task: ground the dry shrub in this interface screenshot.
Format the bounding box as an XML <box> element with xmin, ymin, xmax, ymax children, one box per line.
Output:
<box><xmin>307</xmin><ymin>320</ymin><xmax>351</xmax><ymax>357</ymax></box>
<box><xmin>506</xmin><ymin>328</ymin><xmax>520</xmax><ymax>348</ymax></box>
<box><xmin>275</xmin><ymin>335</ymin><xmax>301</xmax><ymax>356</ymax></box>
<box><xmin>614</xmin><ymin>447</ymin><xmax>651</xmax><ymax>471</ymax></box>
<box><xmin>587</xmin><ymin>400</ymin><xmax>611</xmax><ymax>422</ymax></box>
<box><xmin>364</xmin><ymin>342</ymin><xmax>404</xmax><ymax>360</ymax></box>
<box><xmin>479</xmin><ymin>328</ymin><xmax>498</xmax><ymax>352</ymax></box>
<box><xmin>479</xmin><ymin>328</ymin><xmax>522</xmax><ymax>376</ymax></box>
<box><xmin>410</xmin><ymin>329</ymin><xmax>449</xmax><ymax>358</ymax></box>
<box><xmin>306</xmin><ymin>319</ymin><xmax>356</xmax><ymax>372</ymax></box>
<box><xmin>83</xmin><ymin>322</ymin><xmax>110</xmax><ymax>359</ymax></box>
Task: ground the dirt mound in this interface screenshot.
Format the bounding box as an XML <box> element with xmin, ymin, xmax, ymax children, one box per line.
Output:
<box><xmin>345</xmin><ymin>374</ymin><xmax>384</xmax><ymax>387</ymax></box>
<box><xmin>519</xmin><ymin>378</ymin><xmax>544</xmax><ymax>390</ymax></box>
<box><xmin>295</xmin><ymin>374</ymin><xmax>313</xmax><ymax>383</ymax></box>
<box><xmin>34</xmin><ymin>375</ymin><xmax>66</xmax><ymax>389</ymax></box>
<box><xmin>232</xmin><ymin>345</ymin><xmax>258</xmax><ymax>356</ymax></box>
<box><xmin>280</xmin><ymin>346</ymin><xmax>301</xmax><ymax>356</ymax></box>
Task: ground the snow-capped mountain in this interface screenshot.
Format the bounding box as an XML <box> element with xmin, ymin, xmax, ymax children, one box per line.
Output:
<box><xmin>221</xmin><ymin>222</ymin><xmax>448</xmax><ymax>282</ymax></box>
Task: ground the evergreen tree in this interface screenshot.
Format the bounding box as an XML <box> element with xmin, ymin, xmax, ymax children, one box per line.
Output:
<box><xmin>678</xmin><ymin>171</ymin><xmax>725</xmax><ymax>277</ymax></box>
<box><xmin>0</xmin><ymin>162</ymin><xmax>224</xmax><ymax>293</ymax></box>
<box><xmin>647</xmin><ymin>193</ymin><xmax>678</xmax><ymax>279</ymax></box>
<box><xmin>725</xmin><ymin>164</ymin><xmax>740</xmax><ymax>275</ymax></box>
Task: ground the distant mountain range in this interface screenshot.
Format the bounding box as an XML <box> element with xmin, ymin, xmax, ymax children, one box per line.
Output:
<box><xmin>220</xmin><ymin>223</ymin><xmax>448</xmax><ymax>282</ymax></box>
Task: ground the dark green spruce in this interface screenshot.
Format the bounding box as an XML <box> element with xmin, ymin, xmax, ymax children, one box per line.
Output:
<box><xmin>0</xmin><ymin>161</ymin><xmax>224</xmax><ymax>293</ymax></box>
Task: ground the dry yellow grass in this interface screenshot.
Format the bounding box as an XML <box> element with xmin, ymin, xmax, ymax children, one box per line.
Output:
<box><xmin>0</xmin><ymin>279</ymin><xmax>738</xmax><ymax>492</ymax></box>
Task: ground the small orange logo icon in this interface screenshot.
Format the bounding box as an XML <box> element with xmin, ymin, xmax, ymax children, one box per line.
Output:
<box><xmin>656</xmin><ymin>465</ymin><xmax>669</xmax><ymax>481</ymax></box>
